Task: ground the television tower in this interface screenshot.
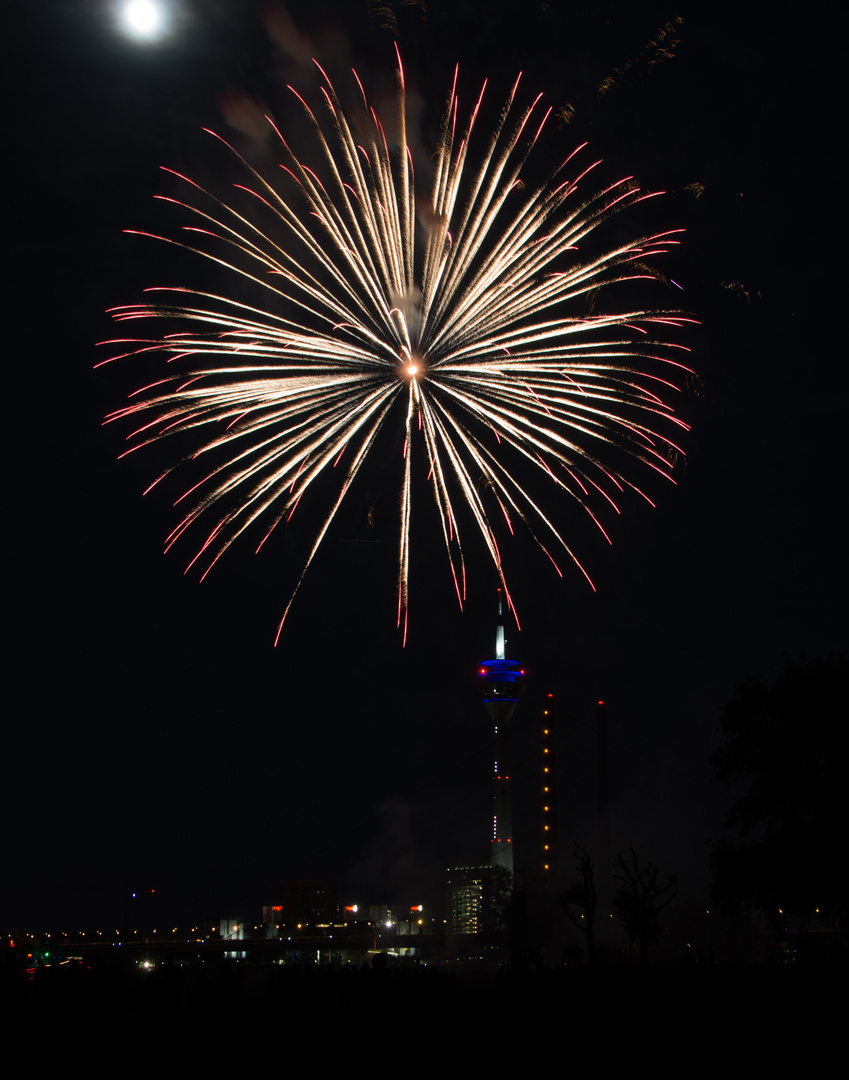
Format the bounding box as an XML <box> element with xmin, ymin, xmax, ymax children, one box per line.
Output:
<box><xmin>477</xmin><ymin>589</ymin><xmax>525</xmax><ymax>876</ymax></box>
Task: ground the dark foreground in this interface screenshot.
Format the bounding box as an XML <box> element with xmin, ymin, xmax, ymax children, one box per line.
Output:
<box><xmin>4</xmin><ymin>949</ymin><xmax>845</xmax><ymax>1059</ymax></box>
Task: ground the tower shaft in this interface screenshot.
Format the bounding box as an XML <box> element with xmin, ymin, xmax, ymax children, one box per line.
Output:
<box><xmin>489</xmin><ymin>699</ymin><xmax>515</xmax><ymax>873</ymax></box>
<box><xmin>478</xmin><ymin>589</ymin><xmax>525</xmax><ymax>878</ymax></box>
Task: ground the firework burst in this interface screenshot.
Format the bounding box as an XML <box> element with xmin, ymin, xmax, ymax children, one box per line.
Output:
<box><xmin>99</xmin><ymin>51</ymin><xmax>693</xmax><ymax>644</ymax></box>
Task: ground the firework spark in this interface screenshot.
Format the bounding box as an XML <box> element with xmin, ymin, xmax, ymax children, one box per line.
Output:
<box><xmin>99</xmin><ymin>52</ymin><xmax>693</xmax><ymax>644</ymax></box>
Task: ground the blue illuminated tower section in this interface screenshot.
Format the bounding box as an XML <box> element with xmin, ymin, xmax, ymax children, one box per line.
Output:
<box><xmin>478</xmin><ymin>590</ymin><xmax>525</xmax><ymax>875</ymax></box>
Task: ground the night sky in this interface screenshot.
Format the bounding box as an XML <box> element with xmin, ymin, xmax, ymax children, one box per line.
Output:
<box><xmin>6</xmin><ymin>1</ymin><xmax>844</xmax><ymax>931</ymax></box>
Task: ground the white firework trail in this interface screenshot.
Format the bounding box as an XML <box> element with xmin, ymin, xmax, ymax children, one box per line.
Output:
<box><xmin>99</xmin><ymin>49</ymin><xmax>694</xmax><ymax>645</ymax></box>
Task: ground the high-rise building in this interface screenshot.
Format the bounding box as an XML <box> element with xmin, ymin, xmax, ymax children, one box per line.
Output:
<box><xmin>477</xmin><ymin>589</ymin><xmax>525</xmax><ymax>876</ymax></box>
<box><xmin>444</xmin><ymin>865</ymin><xmax>487</xmax><ymax>934</ymax></box>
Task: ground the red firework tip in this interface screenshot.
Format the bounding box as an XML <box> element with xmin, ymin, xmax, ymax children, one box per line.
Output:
<box><xmin>312</xmin><ymin>58</ymin><xmax>332</xmax><ymax>85</ymax></box>
<box><xmin>394</xmin><ymin>42</ymin><xmax>405</xmax><ymax>90</ymax></box>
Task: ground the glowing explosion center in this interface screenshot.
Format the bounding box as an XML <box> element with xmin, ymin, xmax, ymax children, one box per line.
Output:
<box><xmin>99</xmin><ymin>51</ymin><xmax>694</xmax><ymax>644</ymax></box>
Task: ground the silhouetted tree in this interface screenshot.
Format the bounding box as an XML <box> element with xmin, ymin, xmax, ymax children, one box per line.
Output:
<box><xmin>560</xmin><ymin>843</ymin><xmax>598</xmax><ymax>964</ymax></box>
<box><xmin>612</xmin><ymin>849</ymin><xmax>677</xmax><ymax>965</ymax></box>
<box><xmin>710</xmin><ymin>656</ymin><xmax>848</xmax><ymax>930</ymax></box>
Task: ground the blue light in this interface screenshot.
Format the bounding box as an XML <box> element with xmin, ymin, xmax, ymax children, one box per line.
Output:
<box><xmin>478</xmin><ymin>657</ymin><xmax>525</xmax><ymax>702</ymax></box>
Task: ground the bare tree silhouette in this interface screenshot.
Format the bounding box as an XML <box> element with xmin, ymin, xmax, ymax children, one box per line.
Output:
<box><xmin>560</xmin><ymin>843</ymin><xmax>598</xmax><ymax>965</ymax></box>
<box><xmin>613</xmin><ymin>849</ymin><xmax>677</xmax><ymax>965</ymax></box>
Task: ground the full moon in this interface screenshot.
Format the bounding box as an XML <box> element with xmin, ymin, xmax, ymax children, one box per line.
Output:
<box><xmin>119</xmin><ymin>1</ymin><xmax>168</xmax><ymax>40</ymax></box>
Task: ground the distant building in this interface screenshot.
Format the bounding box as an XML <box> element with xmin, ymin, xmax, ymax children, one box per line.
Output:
<box><xmin>220</xmin><ymin>918</ymin><xmax>244</xmax><ymax>941</ymax></box>
<box><xmin>396</xmin><ymin>903</ymin><xmax>431</xmax><ymax>935</ymax></box>
<box><xmin>279</xmin><ymin>879</ymin><xmax>338</xmax><ymax>926</ymax></box>
<box><xmin>364</xmin><ymin>903</ymin><xmax>432</xmax><ymax>934</ymax></box>
<box><xmin>262</xmin><ymin>905</ymin><xmax>282</xmax><ymax>938</ymax></box>
<box><xmin>444</xmin><ymin>866</ymin><xmax>488</xmax><ymax>934</ymax></box>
